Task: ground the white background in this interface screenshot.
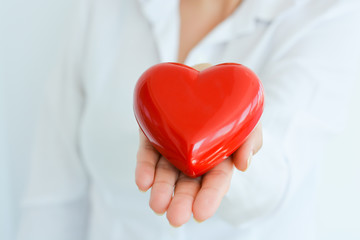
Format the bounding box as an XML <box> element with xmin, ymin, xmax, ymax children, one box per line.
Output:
<box><xmin>0</xmin><ymin>0</ymin><xmax>359</xmax><ymax>239</ymax></box>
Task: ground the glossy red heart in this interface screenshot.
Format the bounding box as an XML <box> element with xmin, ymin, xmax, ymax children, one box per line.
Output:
<box><xmin>133</xmin><ymin>62</ymin><xmax>264</xmax><ymax>177</ymax></box>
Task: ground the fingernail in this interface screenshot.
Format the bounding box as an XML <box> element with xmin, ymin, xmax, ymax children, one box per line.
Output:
<box><xmin>154</xmin><ymin>211</ymin><xmax>165</xmax><ymax>216</ymax></box>
<box><xmin>138</xmin><ymin>188</ymin><xmax>147</xmax><ymax>193</ymax></box>
<box><xmin>193</xmin><ymin>217</ymin><xmax>204</xmax><ymax>223</ymax></box>
<box><xmin>245</xmin><ymin>151</ymin><xmax>253</xmax><ymax>172</ymax></box>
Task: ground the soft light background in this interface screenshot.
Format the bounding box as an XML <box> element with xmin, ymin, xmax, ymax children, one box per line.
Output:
<box><xmin>0</xmin><ymin>0</ymin><xmax>359</xmax><ymax>239</ymax></box>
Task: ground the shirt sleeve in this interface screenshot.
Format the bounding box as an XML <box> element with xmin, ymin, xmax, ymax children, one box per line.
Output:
<box><xmin>16</xmin><ymin>0</ymin><xmax>91</xmax><ymax>239</ymax></box>
<box><xmin>217</xmin><ymin>1</ymin><xmax>360</xmax><ymax>226</ymax></box>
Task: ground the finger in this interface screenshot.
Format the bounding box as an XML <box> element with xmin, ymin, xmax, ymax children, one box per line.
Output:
<box><xmin>193</xmin><ymin>158</ymin><xmax>233</xmax><ymax>222</ymax></box>
<box><xmin>149</xmin><ymin>156</ymin><xmax>179</xmax><ymax>215</ymax></box>
<box><xmin>192</xmin><ymin>63</ymin><xmax>212</xmax><ymax>71</ymax></box>
<box><xmin>166</xmin><ymin>173</ymin><xmax>201</xmax><ymax>227</ymax></box>
<box><xmin>135</xmin><ymin>130</ymin><xmax>160</xmax><ymax>192</ymax></box>
<box><xmin>232</xmin><ymin>122</ymin><xmax>263</xmax><ymax>172</ymax></box>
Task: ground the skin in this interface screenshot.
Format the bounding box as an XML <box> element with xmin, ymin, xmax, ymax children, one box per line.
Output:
<box><xmin>178</xmin><ymin>0</ymin><xmax>244</xmax><ymax>63</ymax></box>
<box><xmin>135</xmin><ymin>0</ymin><xmax>263</xmax><ymax>227</ymax></box>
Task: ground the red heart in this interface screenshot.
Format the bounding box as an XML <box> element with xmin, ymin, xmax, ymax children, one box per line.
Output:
<box><xmin>133</xmin><ymin>62</ymin><xmax>264</xmax><ymax>177</ymax></box>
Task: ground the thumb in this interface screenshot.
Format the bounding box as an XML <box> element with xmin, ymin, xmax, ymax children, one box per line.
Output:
<box><xmin>192</xmin><ymin>63</ymin><xmax>212</xmax><ymax>71</ymax></box>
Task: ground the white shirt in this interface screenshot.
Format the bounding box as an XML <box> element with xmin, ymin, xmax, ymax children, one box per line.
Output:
<box><xmin>17</xmin><ymin>0</ymin><xmax>360</xmax><ymax>239</ymax></box>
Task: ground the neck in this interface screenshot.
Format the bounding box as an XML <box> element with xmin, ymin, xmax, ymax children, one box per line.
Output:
<box><xmin>192</xmin><ymin>0</ymin><xmax>243</xmax><ymax>18</ymax></box>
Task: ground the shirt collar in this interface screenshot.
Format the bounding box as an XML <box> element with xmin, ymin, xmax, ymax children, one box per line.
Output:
<box><xmin>229</xmin><ymin>0</ymin><xmax>298</xmax><ymax>36</ymax></box>
<box><xmin>254</xmin><ymin>0</ymin><xmax>299</xmax><ymax>22</ymax></box>
<box><xmin>137</xmin><ymin>0</ymin><xmax>177</xmax><ymax>27</ymax></box>
<box><xmin>137</xmin><ymin>0</ymin><xmax>298</xmax><ymax>45</ymax></box>
<box><xmin>138</xmin><ymin>0</ymin><xmax>298</xmax><ymax>23</ymax></box>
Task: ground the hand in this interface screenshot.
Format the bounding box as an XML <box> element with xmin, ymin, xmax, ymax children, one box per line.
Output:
<box><xmin>135</xmin><ymin>63</ymin><xmax>263</xmax><ymax>227</ymax></box>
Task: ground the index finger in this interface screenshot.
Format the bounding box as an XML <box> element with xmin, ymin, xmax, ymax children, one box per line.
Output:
<box><xmin>135</xmin><ymin>130</ymin><xmax>160</xmax><ymax>192</ymax></box>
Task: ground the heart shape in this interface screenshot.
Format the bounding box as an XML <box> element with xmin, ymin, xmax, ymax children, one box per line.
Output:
<box><xmin>133</xmin><ymin>62</ymin><xmax>264</xmax><ymax>177</ymax></box>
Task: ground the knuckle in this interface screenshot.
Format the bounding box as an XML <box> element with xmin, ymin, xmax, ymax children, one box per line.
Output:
<box><xmin>174</xmin><ymin>191</ymin><xmax>196</xmax><ymax>201</ymax></box>
<box><xmin>152</xmin><ymin>180</ymin><xmax>175</xmax><ymax>189</ymax></box>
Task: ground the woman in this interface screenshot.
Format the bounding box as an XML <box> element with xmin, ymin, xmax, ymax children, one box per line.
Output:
<box><xmin>18</xmin><ymin>0</ymin><xmax>360</xmax><ymax>239</ymax></box>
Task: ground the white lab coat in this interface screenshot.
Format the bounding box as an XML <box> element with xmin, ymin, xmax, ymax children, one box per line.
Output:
<box><xmin>17</xmin><ymin>0</ymin><xmax>360</xmax><ymax>239</ymax></box>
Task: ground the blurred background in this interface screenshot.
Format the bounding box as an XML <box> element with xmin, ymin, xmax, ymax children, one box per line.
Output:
<box><xmin>0</xmin><ymin>0</ymin><xmax>359</xmax><ymax>239</ymax></box>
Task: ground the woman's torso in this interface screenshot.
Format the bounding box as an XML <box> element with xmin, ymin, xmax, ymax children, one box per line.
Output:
<box><xmin>77</xmin><ymin>0</ymin><xmax>347</xmax><ymax>239</ymax></box>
